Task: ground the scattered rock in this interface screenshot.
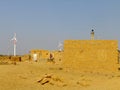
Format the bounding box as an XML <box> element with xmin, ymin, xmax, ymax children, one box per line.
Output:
<box><xmin>37</xmin><ymin>74</ymin><xmax>52</xmax><ymax>85</ymax></box>
<box><xmin>37</xmin><ymin>74</ymin><xmax>67</xmax><ymax>87</ymax></box>
<box><xmin>58</xmin><ymin>67</ymin><xmax>63</xmax><ymax>70</ymax></box>
<box><xmin>41</xmin><ymin>78</ymin><xmax>50</xmax><ymax>85</ymax></box>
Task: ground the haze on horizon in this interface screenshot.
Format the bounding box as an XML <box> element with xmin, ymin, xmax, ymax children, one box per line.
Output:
<box><xmin>0</xmin><ymin>0</ymin><xmax>120</xmax><ymax>55</ymax></box>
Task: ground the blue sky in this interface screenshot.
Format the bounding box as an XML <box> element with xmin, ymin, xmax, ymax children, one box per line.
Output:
<box><xmin>0</xmin><ymin>0</ymin><xmax>120</xmax><ymax>55</ymax></box>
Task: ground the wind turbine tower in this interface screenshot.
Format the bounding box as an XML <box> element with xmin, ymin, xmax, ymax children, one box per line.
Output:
<box><xmin>58</xmin><ymin>42</ymin><xmax>63</xmax><ymax>52</ymax></box>
<box><xmin>11</xmin><ymin>33</ymin><xmax>17</xmax><ymax>56</ymax></box>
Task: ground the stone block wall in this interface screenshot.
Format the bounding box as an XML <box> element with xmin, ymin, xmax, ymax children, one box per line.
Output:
<box><xmin>30</xmin><ymin>50</ymin><xmax>49</xmax><ymax>61</ymax></box>
<box><xmin>63</xmin><ymin>40</ymin><xmax>118</xmax><ymax>72</ymax></box>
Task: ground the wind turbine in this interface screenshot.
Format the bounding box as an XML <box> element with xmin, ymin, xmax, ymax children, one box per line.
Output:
<box><xmin>11</xmin><ymin>33</ymin><xmax>17</xmax><ymax>56</ymax></box>
<box><xmin>58</xmin><ymin>42</ymin><xmax>63</xmax><ymax>52</ymax></box>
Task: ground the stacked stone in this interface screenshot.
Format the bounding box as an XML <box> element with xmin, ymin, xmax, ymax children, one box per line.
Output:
<box><xmin>21</xmin><ymin>54</ymin><xmax>30</xmax><ymax>61</ymax></box>
<box><xmin>11</xmin><ymin>56</ymin><xmax>21</xmax><ymax>62</ymax></box>
<box><xmin>63</xmin><ymin>40</ymin><xmax>118</xmax><ymax>72</ymax></box>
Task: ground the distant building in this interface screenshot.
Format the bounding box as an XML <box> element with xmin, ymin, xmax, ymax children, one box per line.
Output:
<box><xmin>30</xmin><ymin>49</ymin><xmax>63</xmax><ymax>63</ymax></box>
<box><xmin>30</xmin><ymin>50</ymin><xmax>49</xmax><ymax>61</ymax></box>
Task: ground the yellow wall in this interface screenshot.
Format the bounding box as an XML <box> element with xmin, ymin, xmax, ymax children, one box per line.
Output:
<box><xmin>63</xmin><ymin>40</ymin><xmax>118</xmax><ymax>72</ymax></box>
<box><xmin>52</xmin><ymin>51</ymin><xmax>63</xmax><ymax>64</ymax></box>
<box><xmin>30</xmin><ymin>50</ymin><xmax>49</xmax><ymax>61</ymax></box>
<box><xmin>30</xmin><ymin>49</ymin><xmax>63</xmax><ymax>63</ymax></box>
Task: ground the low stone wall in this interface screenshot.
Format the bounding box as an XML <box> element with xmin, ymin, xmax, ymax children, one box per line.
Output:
<box><xmin>10</xmin><ymin>56</ymin><xmax>21</xmax><ymax>62</ymax></box>
<box><xmin>21</xmin><ymin>54</ymin><xmax>30</xmax><ymax>61</ymax></box>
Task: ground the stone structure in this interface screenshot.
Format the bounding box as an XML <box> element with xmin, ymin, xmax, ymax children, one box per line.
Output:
<box><xmin>30</xmin><ymin>49</ymin><xmax>63</xmax><ymax>63</ymax></box>
<box><xmin>63</xmin><ymin>40</ymin><xmax>118</xmax><ymax>72</ymax></box>
<box><xmin>91</xmin><ymin>29</ymin><xmax>95</xmax><ymax>40</ymax></box>
<box><xmin>52</xmin><ymin>51</ymin><xmax>63</xmax><ymax>64</ymax></box>
<box><xmin>21</xmin><ymin>54</ymin><xmax>30</xmax><ymax>61</ymax></box>
<box><xmin>30</xmin><ymin>50</ymin><xmax>49</xmax><ymax>61</ymax></box>
<box><xmin>11</xmin><ymin>56</ymin><xmax>21</xmax><ymax>62</ymax></box>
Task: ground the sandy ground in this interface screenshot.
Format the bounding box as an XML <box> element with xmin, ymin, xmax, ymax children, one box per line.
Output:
<box><xmin>0</xmin><ymin>61</ymin><xmax>120</xmax><ymax>90</ymax></box>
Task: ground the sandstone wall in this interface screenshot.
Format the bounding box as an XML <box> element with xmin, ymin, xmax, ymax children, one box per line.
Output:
<box><xmin>63</xmin><ymin>40</ymin><xmax>118</xmax><ymax>72</ymax></box>
<box><xmin>30</xmin><ymin>50</ymin><xmax>63</xmax><ymax>63</ymax></box>
<box><xmin>52</xmin><ymin>51</ymin><xmax>63</xmax><ymax>64</ymax></box>
<box><xmin>30</xmin><ymin>50</ymin><xmax>49</xmax><ymax>61</ymax></box>
<box><xmin>21</xmin><ymin>54</ymin><xmax>30</xmax><ymax>61</ymax></box>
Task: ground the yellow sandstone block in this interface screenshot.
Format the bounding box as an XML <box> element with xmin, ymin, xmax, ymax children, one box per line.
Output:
<box><xmin>63</xmin><ymin>40</ymin><xmax>118</xmax><ymax>72</ymax></box>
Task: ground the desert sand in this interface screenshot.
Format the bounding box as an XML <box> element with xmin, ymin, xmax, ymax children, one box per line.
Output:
<box><xmin>0</xmin><ymin>61</ymin><xmax>120</xmax><ymax>90</ymax></box>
